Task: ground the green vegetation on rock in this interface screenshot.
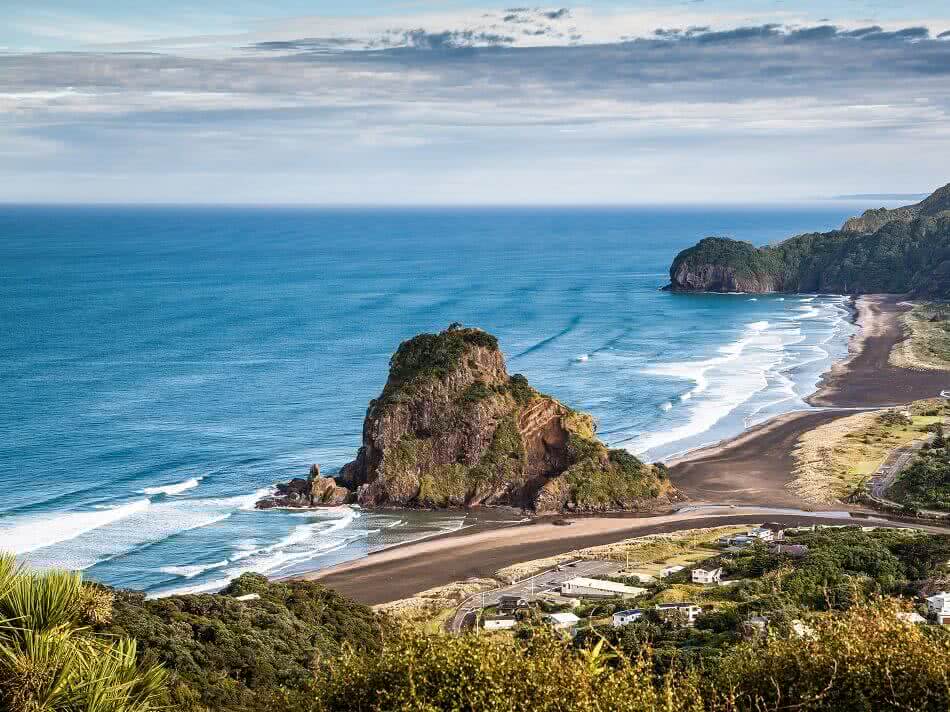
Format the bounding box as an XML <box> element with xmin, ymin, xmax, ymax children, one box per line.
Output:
<box><xmin>382</xmin><ymin>326</ymin><xmax>500</xmax><ymax>403</ymax></box>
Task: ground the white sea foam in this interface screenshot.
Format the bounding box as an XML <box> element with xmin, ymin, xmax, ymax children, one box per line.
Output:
<box><xmin>160</xmin><ymin>560</ymin><xmax>229</xmax><ymax>579</ymax></box>
<box><xmin>0</xmin><ymin>498</ymin><xmax>151</xmax><ymax>555</ymax></box>
<box><xmin>660</xmin><ymin>401</ymin><xmax>673</xmax><ymax>411</ymax></box>
<box><xmin>632</xmin><ymin>320</ymin><xmax>796</xmax><ymax>457</ymax></box>
<box><xmin>18</xmin><ymin>488</ymin><xmax>272</xmax><ymax>571</ymax></box>
<box><xmin>748</xmin><ymin>298</ymin><xmax>757</xmax><ymax>301</ymax></box>
<box><xmin>142</xmin><ymin>477</ymin><xmax>203</xmax><ymax>496</ymax></box>
<box><xmin>575</xmin><ymin>354</ymin><xmax>589</xmax><ymax>362</ymax></box>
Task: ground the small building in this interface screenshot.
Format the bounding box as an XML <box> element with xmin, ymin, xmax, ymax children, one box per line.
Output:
<box><xmin>483</xmin><ymin>618</ymin><xmax>517</xmax><ymax>631</ymax></box>
<box><xmin>560</xmin><ymin>577</ymin><xmax>646</xmax><ymax>598</ymax></box>
<box><xmin>546</xmin><ymin>612</ymin><xmax>581</xmax><ymax>631</ymax></box>
<box><xmin>747</xmin><ymin>527</ymin><xmax>774</xmax><ymax>542</ymax></box>
<box><xmin>612</xmin><ymin>609</ymin><xmax>645</xmax><ymax>627</ymax></box>
<box><xmin>719</xmin><ymin>535</ymin><xmax>754</xmax><ymax>549</ymax></box>
<box><xmin>497</xmin><ymin>594</ymin><xmax>529</xmax><ymax>612</ymax></box>
<box><xmin>659</xmin><ymin>565</ymin><xmax>685</xmax><ymax>578</ymax></box>
<box><xmin>926</xmin><ymin>592</ymin><xmax>950</xmax><ymax>625</ymax></box>
<box><xmin>769</xmin><ymin>543</ymin><xmax>809</xmax><ymax>558</ymax></box>
<box><xmin>691</xmin><ymin>567</ymin><xmax>722</xmax><ymax>584</ymax></box>
<box><xmin>655</xmin><ymin>602</ymin><xmax>702</xmax><ymax>626</ymax></box>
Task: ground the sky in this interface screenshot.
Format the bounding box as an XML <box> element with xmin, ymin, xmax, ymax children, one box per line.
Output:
<box><xmin>2</xmin><ymin>1</ymin><xmax>950</xmax><ymax>204</ymax></box>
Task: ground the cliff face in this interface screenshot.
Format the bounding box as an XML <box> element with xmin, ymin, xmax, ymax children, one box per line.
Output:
<box><xmin>667</xmin><ymin>183</ymin><xmax>950</xmax><ymax>296</ymax></box>
<box><xmin>329</xmin><ymin>325</ymin><xmax>676</xmax><ymax>512</ymax></box>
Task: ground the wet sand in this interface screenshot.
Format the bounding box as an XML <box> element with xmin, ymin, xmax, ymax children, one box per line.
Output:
<box><xmin>809</xmin><ymin>295</ymin><xmax>944</xmax><ymax>407</ymax></box>
<box><xmin>301</xmin><ymin>294</ymin><xmax>949</xmax><ymax>604</ymax></box>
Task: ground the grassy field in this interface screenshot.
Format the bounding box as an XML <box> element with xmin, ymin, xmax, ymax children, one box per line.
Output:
<box><xmin>791</xmin><ymin>399</ymin><xmax>950</xmax><ymax>504</ymax></box>
<box><xmin>891</xmin><ymin>302</ymin><xmax>950</xmax><ymax>371</ymax></box>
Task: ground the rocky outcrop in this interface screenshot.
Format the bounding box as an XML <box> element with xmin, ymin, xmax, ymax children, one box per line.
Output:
<box><xmin>265</xmin><ymin>325</ymin><xmax>677</xmax><ymax>513</ymax></box>
<box><xmin>667</xmin><ymin>183</ymin><xmax>950</xmax><ymax>296</ymax></box>
<box><xmin>256</xmin><ymin>465</ymin><xmax>352</xmax><ymax>509</ymax></box>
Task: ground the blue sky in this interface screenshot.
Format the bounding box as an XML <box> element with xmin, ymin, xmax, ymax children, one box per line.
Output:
<box><xmin>2</xmin><ymin>2</ymin><xmax>950</xmax><ymax>203</ymax></box>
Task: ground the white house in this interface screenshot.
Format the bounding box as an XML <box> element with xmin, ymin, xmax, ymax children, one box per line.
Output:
<box><xmin>546</xmin><ymin>612</ymin><xmax>581</xmax><ymax>631</ymax></box>
<box><xmin>747</xmin><ymin>527</ymin><xmax>774</xmax><ymax>542</ymax></box>
<box><xmin>655</xmin><ymin>603</ymin><xmax>702</xmax><ymax>625</ymax></box>
<box><xmin>691</xmin><ymin>567</ymin><xmax>722</xmax><ymax>584</ymax></box>
<box><xmin>560</xmin><ymin>577</ymin><xmax>646</xmax><ymax>598</ymax></box>
<box><xmin>612</xmin><ymin>609</ymin><xmax>645</xmax><ymax>627</ymax></box>
<box><xmin>659</xmin><ymin>565</ymin><xmax>685</xmax><ymax>578</ymax></box>
<box><xmin>483</xmin><ymin>618</ymin><xmax>517</xmax><ymax>631</ymax></box>
<box><xmin>926</xmin><ymin>592</ymin><xmax>950</xmax><ymax>625</ymax></box>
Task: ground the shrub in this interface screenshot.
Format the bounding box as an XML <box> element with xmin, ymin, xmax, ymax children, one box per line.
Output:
<box><xmin>0</xmin><ymin>555</ymin><xmax>166</xmax><ymax>712</ymax></box>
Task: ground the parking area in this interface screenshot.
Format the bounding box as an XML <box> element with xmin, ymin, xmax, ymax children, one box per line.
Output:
<box><xmin>450</xmin><ymin>559</ymin><xmax>619</xmax><ymax>632</ymax></box>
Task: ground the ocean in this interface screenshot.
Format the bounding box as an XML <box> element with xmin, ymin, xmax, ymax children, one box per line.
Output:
<box><xmin>0</xmin><ymin>204</ymin><xmax>861</xmax><ymax>596</ymax></box>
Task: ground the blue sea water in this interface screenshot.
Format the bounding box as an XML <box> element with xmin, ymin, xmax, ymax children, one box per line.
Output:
<box><xmin>0</xmin><ymin>204</ymin><xmax>862</xmax><ymax>595</ymax></box>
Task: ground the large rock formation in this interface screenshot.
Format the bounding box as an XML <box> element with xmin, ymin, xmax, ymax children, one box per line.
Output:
<box><xmin>262</xmin><ymin>325</ymin><xmax>677</xmax><ymax>513</ymax></box>
<box><xmin>667</xmin><ymin>182</ymin><xmax>950</xmax><ymax>296</ymax></box>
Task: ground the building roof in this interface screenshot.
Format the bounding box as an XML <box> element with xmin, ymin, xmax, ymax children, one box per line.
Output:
<box><xmin>614</xmin><ymin>609</ymin><xmax>645</xmax><ymax>616</ymax></box>
<box><xmin>693</xmin><ymin>567</ymin><xmax>722</xmax><ymax>574</ymax></box>
<box><xmin>547</xmin><ymin>612</ymin><xmax>580</xmax><ymax>625</ymax></box>
<box><xmin>562</xmin><ymin>577</ymin><xmax>646</xmax><ymax>595</ymax></box>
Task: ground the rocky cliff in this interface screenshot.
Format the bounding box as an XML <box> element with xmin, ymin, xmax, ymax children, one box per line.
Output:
<box><xmin>667</xmin><ymin>183</ymin><xmax>950</xmax><ymax>295</ymax></box>
<box><xmin>262</xmin><ymin>325</ymin><xmax>676</xmax><ymax>513</ymax></box>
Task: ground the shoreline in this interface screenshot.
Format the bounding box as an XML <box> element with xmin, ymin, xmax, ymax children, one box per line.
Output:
<box><xmin>294</xmin><ymin>294</ymin><xmax>949</xmax><ymax>604</ymax></box>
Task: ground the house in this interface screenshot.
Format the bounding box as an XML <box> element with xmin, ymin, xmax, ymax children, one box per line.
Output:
<box><xmin>655</xmin><ymin>603</ymin><xmax>702</xmax><ymax>626</ymax></box>
<box><xmin>660</xmin><ymin>565</ymin><xmax>685</xmax><ymax>578</ymax></box>
<box><xmin>612</xmin><ymin>609</ymin><xmax>645</xmax><ymax>627</ymax></box>
<box><xmin>497</xmin><ymin>594</ymin><xmax>529</xmax><ymax>612</ymax></box>
<box><xmin>769</xmin><ymin>543</ymin><xmax>809</xmax><ymax>558</ymax></box>
<box><xmin>560</xmin><ymin>577</ymin><xmax>646</xmax><ymax>598</ymax></box>
<box><xmin>747</xmin><ymin>527</ymin><xmax>774</xmax><ymax>542</ymax></box>
<box><xmin>719</xmin><ymin>535</ymin><xmax>754</xmax><ymax>549</ymax></box>
<box><xmin>546</xmin><ymin>612</ymin><xmax>581</xmax><ymax>631</ymax></box>
<box><xmin>691</xmin><ymin>567</ymin><xmax>722</xmax><ymax>584</ymax></box>
<box><xmin>483</xmin><ymin>618</ymin><xmax>517</xmax><ymax>631</ymax></box>
<box><xmin>926</xmin><ymin>592</ymin><xmax>950</xmax><ymax>625</ymax></box>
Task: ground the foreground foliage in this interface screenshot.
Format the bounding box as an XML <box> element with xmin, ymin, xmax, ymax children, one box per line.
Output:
<box><xmin>0</xmin><ymin>555</ymin><xmax>165</xmax><ymax>712</ymax></box>
<box><xmin>308</xmin><ymin>603</ymin><xmax>950</xmax><ymax>712</ymax></box>
<box><xmin>96</xmin><ymin>572</ymin><xmax>389</xmax><ymax>711</ymax></box>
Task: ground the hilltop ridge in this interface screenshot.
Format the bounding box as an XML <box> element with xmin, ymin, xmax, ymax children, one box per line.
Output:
<box><xmin>667</xmin><ymin>182</ymin><xmax>950</xmax><ymax>296</ymax></box>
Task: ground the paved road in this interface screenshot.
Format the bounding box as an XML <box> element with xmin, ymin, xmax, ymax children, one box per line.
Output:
<box><xmin>449</xmin><ymin>559</ymin><xmax>619</xmax><ymax>633</ymax></box>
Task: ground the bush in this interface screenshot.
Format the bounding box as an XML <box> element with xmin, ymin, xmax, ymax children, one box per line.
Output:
<box><xmin>97</xmin><ymin>573</ymin><xmax>389</xmax><ymax>712</ymax></box>
<box><xmin>0</xmin><ymin>555</ymin><xmax>166</xmax><ymax>712</ymax></box>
